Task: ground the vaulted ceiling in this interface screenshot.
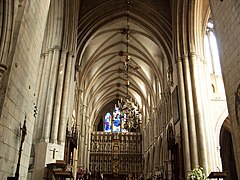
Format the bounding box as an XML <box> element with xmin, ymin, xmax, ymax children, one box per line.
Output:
<box><xmin>76</xmin><ymin>0</ymin><xmax>172</xmax><ymax>127</ymax></box>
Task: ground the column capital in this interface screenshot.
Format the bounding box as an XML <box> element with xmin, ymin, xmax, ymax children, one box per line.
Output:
<box><xmin>176</xmin><ymin>57</ymin><xmax>182</xmax><ymax>63</ymax></box>
<box><xmin>61</xmin><ymin>48</ymin><xmax>69</xmax><ymax>53</ymax></box>
<box><xmin>40</xmin><ymin>53</ymin><xmax>46</xmax><ymax>58</ymax></box>
<box><xmin>52</xmin><ymin>45</ymin><xmax>61</xmax><ymax>51</ymax></box>
<box><xmin>189</xmin><ymin>52</ymin><xmax>197</xmax><ymax>56</ymax></box>
<box><xmin>77</xmin><ymin>90</ymin><xmax>84</xmax><ymax>99</ymax></box>
<box><xmin>182</xmin><ymin>54</ymin><xmax>189</xmax><ymax>59</ymax></box>
<box><xmin>42</xmin><ymin>48</ymin><xmax>52</xmax><ymax>56</ymax></box>
<box><xmin>45</xmin><ymin>48</ymin><xmax>54</xmax><ymax>54</ymax></box>
<box><xmin>68</xmin><ymin>51</ymin><xmax>75</xmax><ymax>57</ymax></box>
<box><xmin>18</xmin><ymin>0</ymin><xmax>25</xmax><ymax>6</ymax></box>
<box><xmin>0</xmin><ymin>64</ymin><xmax>8</xmax><ymax>77</ymax></box>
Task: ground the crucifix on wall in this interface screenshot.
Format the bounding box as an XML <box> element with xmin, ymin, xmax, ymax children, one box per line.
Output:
<box><xmin>50</xmin><ymin>148</ymin><xmax>58</xmax><ymax>159</ymax></box>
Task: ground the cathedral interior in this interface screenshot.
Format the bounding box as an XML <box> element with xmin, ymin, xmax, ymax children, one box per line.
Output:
<box><xmin>0</xmin><ymin>0</ymin><xmax>240</xmax><ymax>179</ymax></box>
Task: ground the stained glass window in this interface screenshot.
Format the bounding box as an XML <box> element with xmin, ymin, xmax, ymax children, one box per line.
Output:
<box><xmin>104</xmin><ymin>113</ymin><xmax>112</xmax><ymax>132</ymax></box>
<box><xmin>103</xmin><ymin>107</ymin><xmax>128</xmax><ymax>133</ymax></box>
<box><xmin>113</xmin><ymin>107</ymin><xmax>121</xmax><ymax>132</ymax></box>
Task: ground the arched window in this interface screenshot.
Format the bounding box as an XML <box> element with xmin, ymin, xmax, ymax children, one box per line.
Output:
<box><xmin>205</xmin><ymin>19</ymin><xmax>222</xmax><ymax>76</ymax></box>
<box><xmin>204</xmin><ymin>18</ymin><xmax>225</xmax><ymax>95</ymax></box>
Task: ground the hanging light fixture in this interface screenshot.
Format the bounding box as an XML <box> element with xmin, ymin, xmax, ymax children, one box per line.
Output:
<box><xmin>117</xmin><ymin>0</ymin><xmax>141</xmax><ymax>131</ymax></box>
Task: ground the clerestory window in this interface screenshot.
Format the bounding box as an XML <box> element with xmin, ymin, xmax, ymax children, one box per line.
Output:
<box><xmin>204</xmin><ymin>19</ymin><xmax>222</xmax><ymax>76</ymax></box>
<box><xmin>204</xmin><ymin>18</ymin><xmax>225</xmax><ymax>96</ymax></box>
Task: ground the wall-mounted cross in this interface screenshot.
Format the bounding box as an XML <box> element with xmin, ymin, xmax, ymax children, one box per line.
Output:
<box><xmin>50</xmin><ymin>148</ymin><xmax>58</xmax><ymax>159</ymax></box>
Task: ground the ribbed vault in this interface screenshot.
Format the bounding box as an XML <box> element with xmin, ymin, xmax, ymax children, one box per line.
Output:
<box><xmin>76</xmin><ymin>0</ymin><xmax>172</xmax><ymax>130</ymax></box>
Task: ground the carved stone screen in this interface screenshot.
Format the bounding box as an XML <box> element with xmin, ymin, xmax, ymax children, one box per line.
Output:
<box><xmin>90</xmin><ymin>132</ymin><xmax>143</xmax><ymax>178</ymax></box>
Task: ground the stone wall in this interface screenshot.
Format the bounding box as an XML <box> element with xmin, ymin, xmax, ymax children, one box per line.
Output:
<box><xmin>0</xmin><ymin>0</ymin><xmax>50</xmax><ymax>179</ymax></box>
<box><xmin>209</xmin><ymin>0</ymin><xmax>240</xmax><ymax>178</ymax></box>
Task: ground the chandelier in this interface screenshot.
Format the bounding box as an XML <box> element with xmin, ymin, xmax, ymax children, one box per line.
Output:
<box><xmin>117</xmin><ymin>0</ymin><xmax>141</xmax><ymax>131</ymax></box>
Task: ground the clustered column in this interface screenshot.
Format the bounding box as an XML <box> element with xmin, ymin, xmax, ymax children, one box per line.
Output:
<box><xmin>182</xmin><ymin>54</ymin><xmax>199</xmax><ymax>168</ymax></box>
<box><xmin>176</xmin><ymin>57</ymin><xmax>191</xmax><ymax>173</ymax></box>
<box><xmin>173</xmin><ymin>0</ymin><xmax>213</xmax><ymax>175</ymax></box>
<box><xmin>78</xmin><ymin>104</ymin><xmax>87</xmax><ymax>167</ymax></box>
<box><xmin>59</xmin><ymin>52</ymin><xmax>76</xmax><ymax>143</ymax></box>
<box><xmin>35</xmin><ymin>0</ymin><xmax>79</xmax><ymax>145</ymax></box>
<box><xmin>84</xmin><ymin>119</ymin><xmax>90</xmax><ymax>169</ymax></box>
<box><xmin>189</xmin><ymin>52</ymin><xmax>208</xmax><ymax>171</ymax></box>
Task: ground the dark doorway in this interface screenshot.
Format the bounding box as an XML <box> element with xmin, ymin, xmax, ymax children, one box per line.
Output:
<box><xmin>220</xmin><ymin>123</ymin><xmax>238</xmax><ymax>180</ymax></box>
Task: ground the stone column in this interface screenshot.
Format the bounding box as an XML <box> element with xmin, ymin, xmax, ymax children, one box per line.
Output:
<box><xmin>42</xmin><ymin>46</ymin><xmax>61</xmax><ymax>141</ymax></box>
<box><xmin>147</xmin><ymin>123</ymin><xmax>150</xmax><ymax>148</ymax></box>
<box><xmin>149</xmin><ymin>119</ymin><xmax>153</xmax><ymax>144</ymax></box>
<box><xmin>78</xmin><ymin>136</ymin><xmax>85</xmax><ymax>167</ymax></box>
<box><xmin>76</xmin><ymin>90</ymin><xmax>83</xmax><ymax>165</ymax></box>
<box><xmin>76</xmin><ymin>90</ymin><xmax>84</xmax><ymax>130</ymax></box>
<box><xmin>51</xmin><ymin>50</ymin><xmax>68</xmax><ymax>143</ymax></box>
<box><xmin>83</xmin><ymin>119</ymin><xmax>89</xmax><ymax>169</ymax></box>
<box><xmin>159</xmin><ymin>137</ymin><xmax>163</xmax><ymax>170</ymax></box>
<box><xmin>152</xmin><ymin>117</ymin><xmax>155</xmax><ymax>142</ymax></box>
<box><xmin>150</xmin><ymin>146</ymin><xmax>154</xmax><ymax>175</ymax></box>
<box><xmin>31</xmin><ymin>1</ymin><xmax>80</xmax><ymax>179</ymax></box>
<box><xmin>143</xmin><ymin>153</ymin><xmax>148</xmax><ymax>175</ymax></box>
<box><xmin>33</xmin><ymin>54</ymin><xmax>45</xmax><ymax>141</ymax></box>
<box><xmin>189</xmin><ymin>52</ymin><xmax>208</xmax><ymax>171</ymax></box>
<box><xmin>81</xmin><ymin>109</ymin><xmax>88</xmax><ymax>168</ymax></box>
<box><xmin>86</xmin><ymin>123</ymin><xmax>91</xmax><ymax>169</ymax></box>
<box><xmin>39</xmin><ymin>0</ymin><xmax>64</xmax><ymax>142</ymax></box>
<box><xmin>37</xmin><ymin>49</ymin><xmax>53</xmax><ymax>141</ymax></box>
<box><xmin>182</xmin><ymin>55</ymin><xmax>199</xmax><ymax>168</ymax></box>
<box><xmin>143</xmin><ymin>128</ymin><xmax>147</xmax><ymax>151</ymax></box>
<box><xmin>78</xmin><ymin>100</ymin><xmax>86</xmax><ymax>166</ymax></box>
<box><xmin>176</xmin><ymin>57</ymin><xmax>191</xmax><ymax>174</ymax></box>
<box><xmin>58</xmin><ymin>53</ymin><xmax>75</xmax><ymax>143</ymax></box>
<box><xmin>81</xmin><ymin>105</ymin><xmax>87</xmax><ymax>137</ymax></box>
<box><xmin>154</xmin><ymin>137</ymin><xmax>160</xmax><ymax>171</ymax></box>
<box><xmin>84</xmin><ymin>144</ymin><xmax>88</xmax><ymax>169</ymax></box>
<box><xmin>154</xmin><ymin>114</ymin><xmax>158</xmax><ymax>139</ymax></box>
